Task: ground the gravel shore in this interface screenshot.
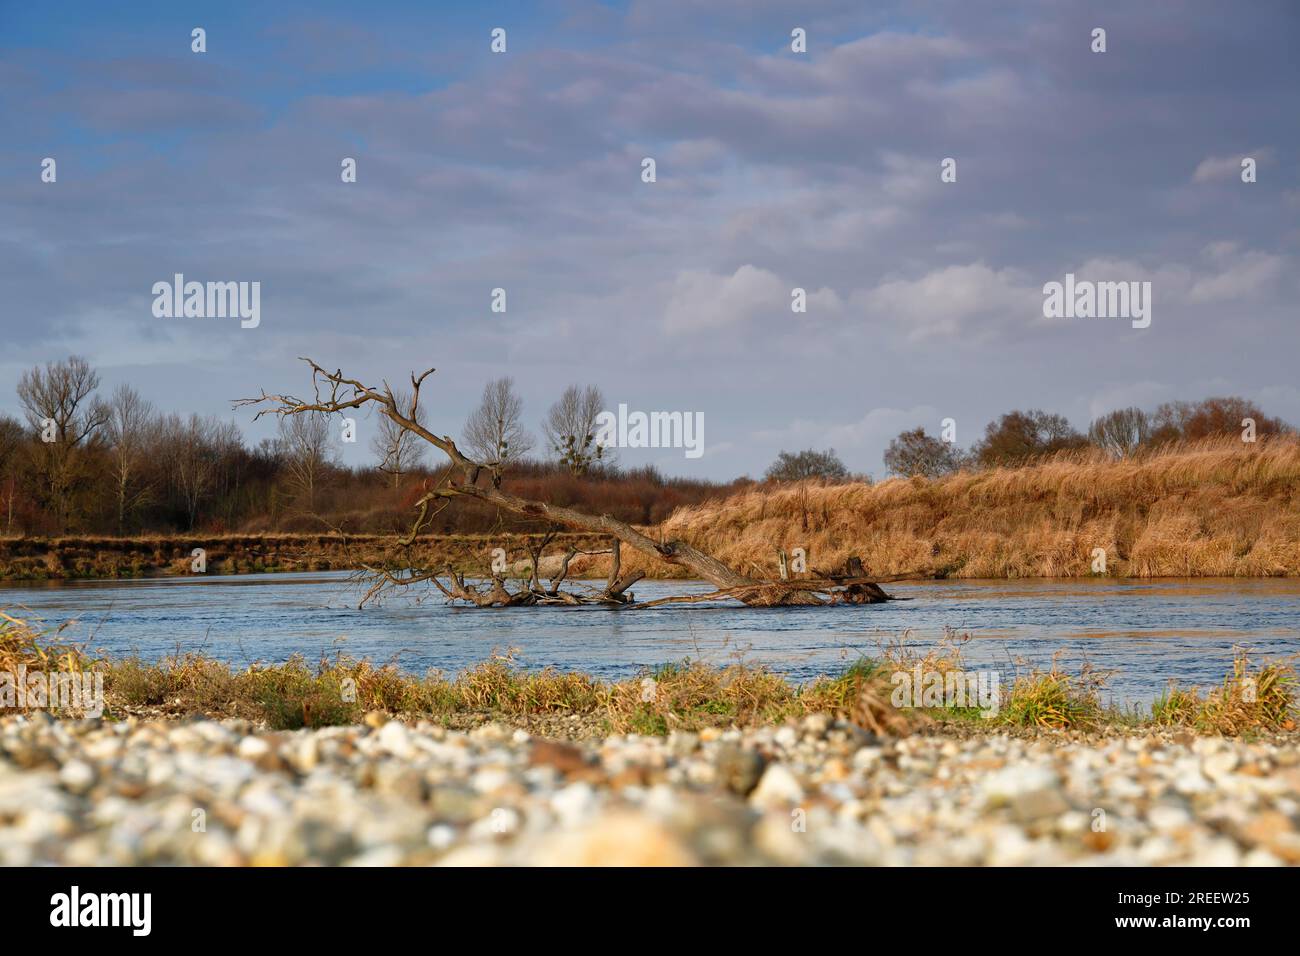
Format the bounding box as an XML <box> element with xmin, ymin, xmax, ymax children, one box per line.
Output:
<box><xmin>1</xmin><ymin>711</ymin><xmax>1297</xmax><ymax>866</ymax></box>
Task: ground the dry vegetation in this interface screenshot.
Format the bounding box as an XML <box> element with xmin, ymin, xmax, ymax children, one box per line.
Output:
<box><xmin>2</xmin><ymin>614</ymin><xmax>1293</xmax><ymax>736</ymax></box>
<box><xmin>565</xmin><ymin>436</ymin><xmax>1300</xmax><ymax>581</ymax></box>
<box><xmin>1151</xmin><ymin>650</ymin><xmax>1299</xmax><ymax>736</ymax></box>
<box><xmin>5</xmin><ymin>437</ymin><xmax>1298</xmax><ymax>582</ymax></box>
<box><xmin>0</xmin><ymin>531</ymin><xmax>607</xmax><ymax>580</ymax></box>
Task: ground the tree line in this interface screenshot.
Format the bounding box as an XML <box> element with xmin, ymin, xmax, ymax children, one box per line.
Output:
<box><xmin>858</xmin><ymin>397</ymin><xmax>1289</xmax><ymax>480</ymax></box>
<box><xmin>2</xmin><ymin>357</ymin><xmax>1290</xmax><ymax>533</ymax></box>
<box><xmin>0</xmin><ymin>357</ymin><xmax>733</xmax><ymax>536</ymax></box>
<box><xmin>767</xmin><ymin>398</ymin><xmax>1291</xmax><ymax>483</ymax></box>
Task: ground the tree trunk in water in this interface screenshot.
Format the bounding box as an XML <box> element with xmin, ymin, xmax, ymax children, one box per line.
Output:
<box><xmin>447</xmin><ymin>484</ymin><xmax>826</xmax><ymax>604</ymax></box>
<box><xmin>458</xmin><ymin>485</ymin><xmax>748</xmax><ymax>587</ymax></box>
<box><xmin>236</xmin><ymin>360</ymin><xmax>874</xmax><ymax>608</ymax></box>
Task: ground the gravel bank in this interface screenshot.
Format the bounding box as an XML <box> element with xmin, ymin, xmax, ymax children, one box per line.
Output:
<box><xmin>1</xmin><ymin>712</ymin><xmax>1297</xmax><ymax>866</ymax></box>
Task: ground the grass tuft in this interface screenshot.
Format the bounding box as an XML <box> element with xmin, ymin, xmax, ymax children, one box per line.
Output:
<box><xmin>1152</xmin><ymin>649</ymin><xmax>1297</xmax><ymax>735</ymax></box>
<box><xmin>2</xmin><ymin>612</ymin><xmax>1296</xmax><ymax>736</ymax></box>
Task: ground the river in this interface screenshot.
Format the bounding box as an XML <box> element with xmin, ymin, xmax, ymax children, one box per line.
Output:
<box><xmin>3</xmin><ymin>572</ymin><xmax>1297</xmax><ymax>708</ymax></box>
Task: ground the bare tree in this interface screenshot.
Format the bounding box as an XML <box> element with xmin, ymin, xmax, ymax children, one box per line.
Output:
<box><xmin>160</xmin><ymin>413</ymin><xmax>240</xmax><ymax>530</ymax></box>
<box><xmin>884</xmin><ymin>429</ymin><xmax>964</xmax><ymax>478</ymax></box>
<box><xmin>237</xmin><ymin>360</ymin><xmax>910</xmax><ymax>608</ymax></box>
<box><xmin>543</xmin><ymin>384</ymin><xmax>610</xmax><ymax>475</ymax></box>
<box><xmin>463</xmin><ymin>377</ymin><xmax>534</xmax><ymax>476</ymax></box>
<box><xmin>972</xmin><ymin>409</ymin><xmax>1086</xmax><ymax>467</ymax></box>
<box><xmin>16</xmin><ymin>356</ymin><xmax>109</xmax><ymax>530</ymax></box>
<box><xmin>1151</xmin><ymin>397</ymin><xmax>1290</xmax><ymax>443</ymax></box>
<box><xmin>765</xmin><ymin>448</ymin><xmax>849</xmax><ymax>482</ymax></box>
<box><xmin>371</xmin><ymin>388</ymin><xmax>425</xmax><ymax>488</ymax></box>
<box><xmin>1087</xmin><ymin>407</ymin><xmax>1151</xmax><ymax>458</ymax></box>
<box><xmin>104</xmin><ymin>384</ymin><xmax>156</xmax><ymax>531</ymax></box>
<box><xmin>208</xmin><ymin>419</ymin><xmax>245</xmax><ymax>526</ymax></box>
<box><xmin>0</xmin><ymin>414</ymin><xmax>25</xmax><ymax>533</ymax></box>
<box><xmin>279</xmin><ymin>410</ymin><xmax>338</xmax><ymax>511</ymax></box>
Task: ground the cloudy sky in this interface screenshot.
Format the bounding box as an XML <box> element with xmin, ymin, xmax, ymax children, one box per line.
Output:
<box><xmin>3</xmin><ymin>0</ymin><xmax>1297</xmax><ymax>479</ymax></box>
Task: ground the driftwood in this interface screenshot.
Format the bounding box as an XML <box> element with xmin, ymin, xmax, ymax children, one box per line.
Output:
<box><xmin>237</xmin><ymin>359</ymin><xmax>914</xmax><ymax>609</ymax></box>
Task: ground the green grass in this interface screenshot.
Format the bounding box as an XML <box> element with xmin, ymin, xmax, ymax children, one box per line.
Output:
<box><xmin>1</xmin><ymin>613</ymin><xmax>1296</xmax><ymax>736</ymax></box>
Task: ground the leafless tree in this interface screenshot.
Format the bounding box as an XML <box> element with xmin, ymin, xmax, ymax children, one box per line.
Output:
<box><xmin>766</xmin><ymin>448</ymin><xmax>850</xmax><ymax>482</ymax></box>
<box><xmin>972</xmin><ymin>409</ymin><xmax>1086</xmax><ymax>467</ymax></box>
<box><xmin>16</xmin><ymin>356</ymin><xmax>107</xmax><ymax>445</ymax></box>
<box><xmin>16</xmin><ymin>356</ymin><xmax>109</xmax><ymax>530</ymax></box>
<box><xmin>0</xmin><ymin>414</ymin><xmax>25</xmax><ymax>533</ymax></box>
<box><xmin>161</xmin><ymin>413</ymin><xmax>239</xmax><ymax>530</ymax></box>
<box><xmin>543</xmin><ymin>384</ymin><xmax>610</xmax><ymax>475</ymax></box>
<box><xmin>463</xmin><ymin>376</ymin><xmax>534</xmax><ymax>475</ymax></box>
<box><xmin>279</xmin><ymin>410</ymin><xmax>338</xmax><ymax>510</ymax></box>
<box><xmin>1150</xmin><ymin>397</ymin><xmax>1290</xmax><ymax>443</ymax></box>
<box><xmin>237</xmin><ymin>360</ymin><xmax>909</xmax><ymax>608</ymax></box>
<box><xmin>1087</xmin><ymin>407</ymin><xmax>1151</xmax><ymax>458</ymax></box>
<box><xmin>883</xmin><ymin>429</ymin><xmax>964</xmax><ymax>478</ymax></box>
<box><xmin>371</xmin><ymin>388</ymin><xmax>425</xmax><ymax>488</ymax></box>
<box><xmin>104</xmin><ymin>384</ymin><xmax>156</xmax><ymax>531</ymax></box>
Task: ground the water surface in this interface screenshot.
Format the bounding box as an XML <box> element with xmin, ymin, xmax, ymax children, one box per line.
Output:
<box><xmin>3</xmin><ymin>573</ymin><xmax>1297</xmax><ymax>707</ymax></box>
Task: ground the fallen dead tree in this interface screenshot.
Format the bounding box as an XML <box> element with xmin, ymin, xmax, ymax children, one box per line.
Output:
<box><xmin>237</xmin><ymin>360</ymin><xmax>916</xmax><ymax>608</ymax></box>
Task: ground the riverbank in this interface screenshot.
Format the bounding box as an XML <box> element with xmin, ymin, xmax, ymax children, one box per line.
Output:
<box><xmin>641</xmin><ymin>437</ymin><xmax>1300</xmax><ymax>580</ymax></box>
<box><xmin>0</xmin><ymin>532</ymin><xmax>608</xmax><ymax>581</ymax></box>
<box><xmin>4</xmin><ymin>439</ymin><xmax>1298</xmax><ymax>583</ymax></box>
<box><xmin>3</xmin><ymin>616</ymin><xmax>1295</xmax><ymax>866</ymax></box>
<box><xmin>2</xmin><ymin>712</ymin><xmax>1297</xmax><ymax>865</ymax></box>
<box><xmin>4</xmin><ymin>612</ymin><xmax>1295</xmax><ymax>736</ymax></box>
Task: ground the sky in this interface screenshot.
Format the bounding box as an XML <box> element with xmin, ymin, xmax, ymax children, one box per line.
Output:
<box><xmin>2</xmin><ymin>0</ymin><xmax>1298</xmax><ymax>480</ymax></box>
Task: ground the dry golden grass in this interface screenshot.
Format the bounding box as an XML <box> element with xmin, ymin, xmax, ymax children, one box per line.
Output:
<box><xmin>1151</xmin><ymin>650</ymin><xmax>1297</xmax><ymax>735</ymax></box>
<box><xmin>2</xmin><ymin>614</ymin><xmax>1295</xmax><ymax>735</ymax></box>
<box><xmin>998</xmin><ymin>661</ymin><xmax>1109</xmax><ymax>730</ymax></box>
<box><xmin>8</xmin><ymin>438</ymin><xmax>1298</xmax><ymax>583</ymax></box>
<box><xmin>0</xmin><ymin>611</ymin><xmax>98</xmax><ymax>683</ymax></box>
<box><xmin>0</xmin><ymin>612</ymin><xmax>103</xmax><ymax>717</ymax></box>
<box><xmin>566</xmin><ymin>436</ymin><xmax>1300</xmax><ymax>580</ymax></box>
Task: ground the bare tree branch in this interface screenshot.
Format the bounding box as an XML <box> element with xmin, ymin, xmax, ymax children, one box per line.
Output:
<box><xmin>238</xmin><ymin>359</ymin><xmax>904</xmax><ymax>608</ymax></box>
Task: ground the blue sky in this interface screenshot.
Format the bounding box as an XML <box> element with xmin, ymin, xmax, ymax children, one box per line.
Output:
<box><xmin>2</xmin><ymin>1</ymin><xmax>1298</xmax><ymax>479</ymax></box>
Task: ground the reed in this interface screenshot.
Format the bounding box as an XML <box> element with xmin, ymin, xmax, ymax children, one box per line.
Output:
<box><xmin>567</xmin><ymin>436</ymin><xmax>1300</xmax><ymax>580</ymax></box>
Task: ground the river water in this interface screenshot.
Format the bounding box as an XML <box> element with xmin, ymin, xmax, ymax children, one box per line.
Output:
<box><xmin>3</xmin><ymin>572</ymin><xmax>1297</xmax><ymax>708</ymax></box>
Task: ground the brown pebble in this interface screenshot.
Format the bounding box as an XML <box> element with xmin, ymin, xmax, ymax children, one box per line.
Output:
<box><xmin>528</xmin><ymin>739</ymin><xmax>589</xmax><ymax>775</ymax></box>
<box><xmin>609</xmin><ymin>767</ymin><xmax>650</xmax><ymax>789</ymax></box>
<box><xmin>1238</xmin><ymin>811</ymin><xmax>1293</xmax><ymax>847</ymax></box>
<box><xmin>255</xmin><ymin>751</ymin><xmax>288</xmax><ymax>773</ymax></box>
<box><xmin>1082</xmin><ymin>830</ymin><xmax>1114</xmax><ymax>852</ymax></box>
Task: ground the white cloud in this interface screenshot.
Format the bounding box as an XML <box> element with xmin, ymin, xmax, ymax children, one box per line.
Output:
<box><xmin>1068</xmin><ymin>247</ymin><xmax>1289</xmax><ymax>308</ymax></box>
<box><xmin>856</xmin><ymin>263</ymin><xmax>1037</xmax><ymax>343</ymax></box>
<box><xmin>1187</xmin><ymin>248</ymin><xmax>1285</xmax><ymax>303</ymax></box>
<box><xmin>663</xmin><ymin>264</ymin><xmax>786</xmax><ymax>334</ymax></box>
<box><xmin>1192</xmin><ymin>148</ymin><xmax>1273</xmax><ymax>183</ymax></box>
<box><xmin>754</xmin><ymin>404</ymin><xmax>941</xmax><ymax>452</ymax></box>
<box><xmin>1085</xmin><ymin>381</ymin><xmax>1175</xmax><ymax>421</ymax></box>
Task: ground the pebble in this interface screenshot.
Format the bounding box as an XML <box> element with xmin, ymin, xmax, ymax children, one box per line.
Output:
<box><xmin>376</xmin><ymin>721</ymin><xmax>415</xmax><ymax>759</ymax></box>
<box><xmin>58</xmin><ymin>759</ymin><xmax>97</xmax><ymax>795</ymax></box>
<box><xmin>0</xmin><ymin>713</ymin><xmax>1294</xmax><ymax>866</ymax></box>
<box><xmin>715</xmin><ymin>744</ymin><xmax>765</xmax><ymax>796</ymax></box>
<box><xmin>749</xmin><ymin>764</ymin><xmax>805</xmax><ymax>808</ymax></box>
